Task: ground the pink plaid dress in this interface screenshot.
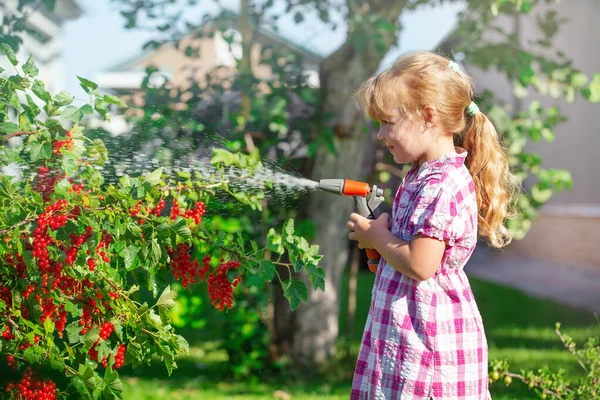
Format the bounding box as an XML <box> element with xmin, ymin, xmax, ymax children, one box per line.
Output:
<box><xmin>351</xmin><ymin>149</ymin><xmax>490</xmax><ymax>399</ymax></box>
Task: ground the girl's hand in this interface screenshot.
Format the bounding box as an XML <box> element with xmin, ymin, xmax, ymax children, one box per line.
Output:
<box><xmin>347</xmin><ymin>212</ymin><xmax>391</xmax><ymax>250</ymax></box>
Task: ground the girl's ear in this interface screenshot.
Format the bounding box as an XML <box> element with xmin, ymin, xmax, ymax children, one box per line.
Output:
<box><xmin>422</xmin><ymin>105</ymin><xmax>437</xmax><ymax>128</ymax></box>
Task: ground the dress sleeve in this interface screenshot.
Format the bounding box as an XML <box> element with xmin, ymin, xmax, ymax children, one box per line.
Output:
<box><xmin>407</xmin><ymin>180</ymin><xmax>458</xmax><ymax>246</ymax></box>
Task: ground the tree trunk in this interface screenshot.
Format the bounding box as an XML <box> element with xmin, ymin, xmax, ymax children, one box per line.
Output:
<box><xmin>291</xmin><ymin>1</ymin><xmax>408</xmax><ymax>367</ymax></box>
<box><xmin>240</xmin><ymin>0</ymin><xmax>255</xmax><ymax>152</ymax></box>
<box><xmin>346</xmin><ymin>245</ymin><xmax>360</xmax><ymax>338</ymax></box>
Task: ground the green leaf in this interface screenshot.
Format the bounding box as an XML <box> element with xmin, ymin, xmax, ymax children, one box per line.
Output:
<box><xmin>80</xmin><ymin>104</ymin><xmax>94</xmax><ymax>116</ymax></box>
<box><xmin>19</xmin><ymin>111</ymin><xmax>35</xmax><ymax>132</ymax></box>
<box><xmin>88</xmin><ymin>138</ymin><xmax>108</xmax><ymax>163</ymax></box>
<box><xmin>61</xmin><ymin>105</ymin><xmax>81</xmax><ymax>122</ymax></box>
<box><xmin>531</xmin><ymin>184</ymin><xmax>552</xmax><ymax>203</ymax></box>
<box><xmin>97</xmin><ymin>341</ymin><xmax>111</xmax><ymax>361</ymax></box>
<box><xmin>26</xmin><ymin>94</ymin><xmax>40</xmax><ymax>117</ymax></box>
<box><xmin>62</xmin><ymin>157</ymin><xmax>77</xmax><ymax>175</ymax></box>
<box><xmin>0</xmin><ymin>176</ymin><xmax>17</xmax><ymax>199</ymax></box>
<box><xmin>260</xmin><ymin>260</ymin><xmax>276</xmax><ymax>281</ymax></box>
<box><xmin>175</xmin><ymin>335</ymin><xmax>189</xmax><ymax>354</ymax></box>
<box><xmin>113</xmin><ymin>323</ymin><xmax>123</xmax><ymax>341</ymax></box>
<box><xmin>55</xmin><ymin>178</ymin><xmax>71</xmax><ymax>197</ymax></box>
<box><xmin>304</xmin><ymin>244</ymin><xmax>322</xmax><ymax>263</ymax></box>
<box><xmin>164</xmin><ymin>353</ymin><xmax>177</xmax><ymax>376</ymax></box>
<box><xmin>22</xmin><ymin>55</ymin><xmax>39</xmax><ymax>77</ymax></box>
<box><xmin>156</xmin><ymin>285</ymin><xmax>177</xmax><ymax>312</ymax></box>
<box><xmin>134</xmin><ymin>182</ymin><xmax>146</xmax><ymax>199</ymax></box>
<box><xmin>151</xmin><ymin>238</ymin><xmax>161</xmax><ymax>264</ymax></box>
<box><xmin>518</xmin><ymin>0</ymin><xmax>532</xmax><ymax>13</ymax></box>
<box><xmin>175</xmin><ymin>224</ymin><xmax>191</xmax><ymax>239</ymax></box>
<box><xmin>102</xmin><ymin>365</ymin><xmax>123</xmax><ymax>400</ymax></box>
<box><xmin>9</xmin><ymin>75</ymin><xmax>31</xmax><ymax>90</ymax></box>
<box><xmin>128</xmin><ymin>221</ymin><xmax>142</xmax><ymax>237</ymax></box>
<box><xmin>66</xmin><ymin>322</ymin><xmax>82</xmax><ymax>344</ymax></box>
<box><xmin>44</xmin><ymin>317</ymin><xmax>55</xmax><ymax>333</ymax></box>
<box><xmin>77</xmin><ymin>76</ymin><xmax>98</xmax><ymax>93</ymax></box>
<box><xmin>305</xmin><ymin>263</ymin><xmax>325</xmax><ymax>291</ymax></box>
<box><xmin>103</xmin><ymin>94</ymin><xmax>127</xmax><ymax>107</ymax></box>
<box><xmin>83</xmin><ymin>326</ymin><xmax>100</xmax><ymax>348</ymax></box>
<box><xmin>156</xmin><ymin>223</ymin><xmax>170</xmax><ymax>232</ymax></box>
<box><xmin>29</xmin><ymin>142</ymin><xmax>43</xmax><ymax>161</ymax></box>
<box><xmin>109</xmin><ymin>376</ymin><xmax>123</xmax><ymax>393</ymax></box>
<box><xmin>0</xmin><ymin>43</ymin><xmax>18</xmax><ymax>66</ymax></box>
<box><xmin>50</xmin><ymin>353</ymin><xmax>65</xmax><ymax>372</ymax></box>
<box><xmin>295</xmin><ymin>236</ymin><xmax>311</xmax><ymax>254</ymax></box>
<box><xmin>245</xmin><ymin>273</ymin><xmax>266</xmax><ymax>288</ymax></box>
<box><xmin>72</xmin><ymin>376</ymin><xmax>92</xmax><ymax>398</ymax></box>
<box><xmin>32</xmin><ymin>142</ymin><xmax>51</xmax><ymax>161</ymax></box>
<box><xmin>64</xmin><ymin>301</ymin><xmax>81</xmax><ymax>317</ymax></box>
<box><xmin>146</xmin><ymin>310</ymin><xmax>162</xmax><ymax>327</ymax></box>
<box><xmin>0</xmin><ymin>122</ymin><xmax>20</xmax><ymax>134</ymax></box>
<box><xmin>120</xmin><ymin>245</ymin><xmax>139</xmax><ymax>271</ymax></box>
<box><xmin>54</xmin><ymin>91</ymin><xmax>74</xmax><ymax>106</ymax></box>
<box><xmin>283</xmin><ymin>280</ymin><xmax>308</xmax><ymax>311</ymax></box>
<box><xmin>211</xmin><ymin>148</ymin><xmax>238</xmax><ymax>166</ymax></box>
<box><xmin>9</xmin><ymin>91</ymin><xmax>21</xmax><ymax>111</ymax></box>
<box><xmin>283</xmin><ymin>219</ymin><xmax>295</xmax><ymax>243</ymax></box>
<box><xmin>143</xmin><ymin>167</ymin><xmax>163</xmax><ymax>186</ymax></box>
<box><xmin>43</xmin><ymin>0</ymin><xmax>56</xmax><ymax>12</ymax></box>
<box><xmin>23</xmin><ymin>346</ymin><xmax>41</xmax><ymax>363</ymax></box>
<box><xmin>292</xmin><ymin>260</ymin><xmax>304</xmax><ymax>273</ymax></box>
<box><xmin>32</xmin><ymin>80</ymin><xmax>51</xmax><ymax>103</ymax></box>
<box><xmin>570</xmin><ymin>72</ymin><xmax>588</xmax><ymax>87</ymax></box>
<box><xmin>267</xmin><ymin>228</ymin><xmax>284</xmax><ymax>255</ymax></box>
<box><xmin>582</xmin><ymin>74</ymin><xmax>600</xmax><ymax>103</ymax></box>
<box><xmin>230</xmin><ymin>191</ymin><xmax>264</xmax><ymax>211</ymax></box>
<box><xmin>94</xmin><ymin>98</ymin><xmax>108</xmax><ymax>118</ymax></box>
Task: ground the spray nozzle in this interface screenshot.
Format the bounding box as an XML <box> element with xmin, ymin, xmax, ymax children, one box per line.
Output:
<box><xmin>318</xmin><ymin>179</ymin><xmax>384</xmax><ymax>219</ymax></box>
<box><xmin>318</xmin><ymin>179</ymin><xmax>370</xmax><ymax>197</ymax></box>
<box><xmin>318</xmin><ymin>178</ymin><xmax>386</xmax><ymax>272</ymax></box>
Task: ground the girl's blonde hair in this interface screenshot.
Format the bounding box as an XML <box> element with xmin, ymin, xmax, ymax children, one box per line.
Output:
<box><xmin>356</xmin><ymin>51</ymin><xmax>517</xmax><ymax>248</ymax></box>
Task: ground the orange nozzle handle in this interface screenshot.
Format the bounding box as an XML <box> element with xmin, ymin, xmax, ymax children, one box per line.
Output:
<box><xmin>365</xmin><ymin>248</ymin><xmax>380</xmax><ymax>260</ymax></box>
<box><xmin>343</xmin><ymin>180</ymin><xmax>370</xmax><ymax>197</ymax></box>
<box><xmin>366</xmin><ymin>248</ymin><xmax>380</xmax><ymax>273</ymax></box>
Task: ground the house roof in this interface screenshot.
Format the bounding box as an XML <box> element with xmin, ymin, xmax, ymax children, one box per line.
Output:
<box><xmin>219</xmin><ymin>10</ymin><xmax>324</xmax><ymax>62</ymax></box>
<box><xmin>103</xmin><ymin>8</ymin><xmax>324</xmax><ymax>73</ymax></box>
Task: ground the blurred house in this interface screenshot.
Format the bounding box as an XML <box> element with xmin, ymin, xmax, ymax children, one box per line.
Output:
<box><xmin>439</xmin><ymin>0</ymin><xmax>600</xmax><ymax>268</ymax></box>
<box><xmin>0</xmin><ymin>0</ymin><xmax>81</xmax><ymax>94</ymax></box>
<box><xmin>96</xmin><ymin>12</ymin><xmax>322</xmax><ymax>91</ymax></box>
<box><xmin>93</xmin><ymin>11</ymin><xmax>323</xmax><ymax>136</ymax></box>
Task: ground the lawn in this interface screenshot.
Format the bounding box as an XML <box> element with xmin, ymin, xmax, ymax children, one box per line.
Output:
<box><xmin>122</xmin><ymin>271</ymin><xmax>600</xmax><ymax>399</ymax></box>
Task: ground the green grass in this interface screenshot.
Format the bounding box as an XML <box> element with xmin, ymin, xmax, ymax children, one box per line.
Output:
<box><xmin>121</xmin><ymin>344</ymin><xmax>351</xmax><ymax>399</ymax></box>
<box><xmin>123</xmin><ymin>271</ymin><xmax>600</xmax><ymax>399</ymax></box>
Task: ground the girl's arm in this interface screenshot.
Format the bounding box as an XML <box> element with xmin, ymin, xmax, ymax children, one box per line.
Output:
<box><xmin>347</xmin><ymin>212</ymin><xmax>445</xmax><ymax>282</ymax></box>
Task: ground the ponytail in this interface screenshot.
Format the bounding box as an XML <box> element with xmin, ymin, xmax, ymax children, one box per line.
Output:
<box><xmin>462</xmin><ymin>112</ymin><xmax>517</xmax><ymax>248</ymax></box>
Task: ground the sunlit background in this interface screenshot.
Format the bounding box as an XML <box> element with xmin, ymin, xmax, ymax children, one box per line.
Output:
<box><xmin>1</xmin><ymin>0</ymin><xmax>599</xmax><ymax>399</ymax></box>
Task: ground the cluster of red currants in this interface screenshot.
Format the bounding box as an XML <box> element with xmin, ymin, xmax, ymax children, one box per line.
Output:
<box><xmin>4</xmin><ymin>367</ymin><xmax>57</xmax><ymax>400</ymax></box>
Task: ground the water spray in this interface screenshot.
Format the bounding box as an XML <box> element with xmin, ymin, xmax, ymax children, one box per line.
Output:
<box><xmin>318</xmin><ymin>179</ymin><xmax>385</xmax><ymax>271</ymax></box>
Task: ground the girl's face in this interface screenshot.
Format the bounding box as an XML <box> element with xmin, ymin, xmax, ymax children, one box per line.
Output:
<box><xmin>376</xmin><ymin>112</ymin><xmax>428</xmax><ymax>165</ymax></box>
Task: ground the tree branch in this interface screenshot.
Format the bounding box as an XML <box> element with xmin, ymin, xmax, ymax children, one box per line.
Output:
<box><xmin>0</xmin><ymin>217</ymin><xmax>36</xmax><ymax>236</ymax></box>
<box><xmin>195</xmin><ymin>234</ymin><xmax>292</xmax><ymax>268</ymax></box>
<box><xmin>4</xmin><ymin>131</ymin><xmax>35</xmax><ymax>140</ymax></box>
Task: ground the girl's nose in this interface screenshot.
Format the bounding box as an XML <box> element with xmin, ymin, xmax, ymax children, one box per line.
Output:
<box><xmin>376</xmin><ymin>129</ymin><xmax>384</xmax><ymax>142</ymax></box>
